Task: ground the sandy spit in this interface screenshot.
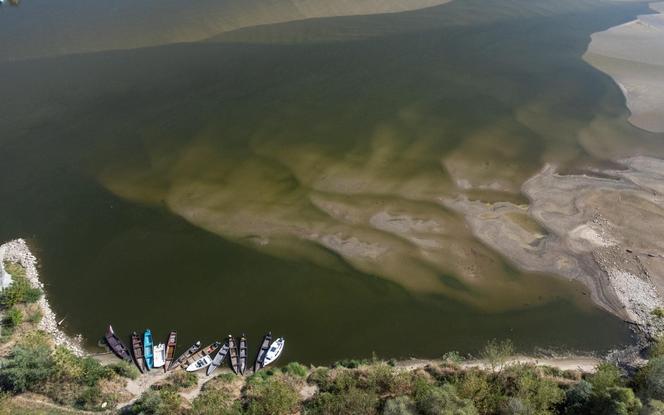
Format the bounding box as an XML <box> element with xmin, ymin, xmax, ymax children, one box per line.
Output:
<box><xmin>0</xmin><ymin>238</ymin><xmax>84</xmax><ymax>355</ymax></box>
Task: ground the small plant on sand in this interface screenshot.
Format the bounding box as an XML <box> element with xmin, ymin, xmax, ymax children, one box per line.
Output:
<box><xmin>652</xmin><ymin>308</ymin><xmax>664</xmax><ymax>319</ymax></box>
<box><xmin>108</xmin><ymin>361</ymin><xmax>140</xmax><ymax>380</ymax></box>
<box><xmin>480</xmin><ymin>339</ymin><xmax>514</xmax><ymax>371</ymax></box>
<box><xmin>167</xmin><ymin>370</ymin><xmax>198</xmax><ymax>390</ymax></box>
<box><xmin>282</xmin><ymin>361</ymin><xmax>308</xmax><ymax>378</ymax></box>
<box><xmin>4</xmin><ymin>307</ymin><xmax>23</xmax><ymax>328</ymax></box>
<box><xmin>245</xmin><ymin>376</ymin><xmax>300</xmax><ymax>415</ymax></box>
<box><xmin>27</xmin><ymin>309</ymin><xmax>42</xmax><ymax>324</ymax></box>
<box><xmin>0</xmin><ymin>263</ymin><xmax>42</xmax><ymax>307</ymax></box>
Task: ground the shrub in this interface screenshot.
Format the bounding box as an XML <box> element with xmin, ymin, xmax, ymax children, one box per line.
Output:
<box><xmin>456</xmin><ymin>369</ymin><xmax>503</xmax><ymax>414</ymax></box>
<box><xmin>129</xmin><ymin>389</ymin><xmax>183</xmax><ymax>415</ymax></box>
<box><xmin>27</xmin><ymin>310</ymin><xmax>42</xmax><ymax>324</ymax></box>
<box><xmin>246</xmin><ymin>377</ymin><xmax>300</xmax><ymax>415</ymax></box>
<box><xmin>167</xmin><ymin>370</ymin><xmax>198</xmax><ymax>390</ymax></box>
<box><xmin>108</xmin><ymin>361</ymin><xmax>140</xmax><ymax>380</ymax></box>
<box><xmin>383</xmin><ymin>396</ymin><xmax>417</xmax><ymax>415</ymax></box>
<box><xmin>442</xmin><ymin>351</ymin><xmax>464</xmax><ymax>364</ymax></box>
<box><xmin>0</xmin><ymin>267</ymin><xmax>42</xmax><ymax>307</ymax></box>
<box><xmin>563</xmin><ymin>380</ymin><xmax>593</xmax><ymax>415</ymax></box>
<box><xmin>305</xmin><ymin>387</ymin><xmax>379</xmax><ymax>415</ymax></box>
<box><xmin>367</xmin><ymin>364</ymin><xmax>413</xmax><ymax>396</ymax></box>
<box><xmin>590</xmin><ymin>386</ymin><xmax>642</xmax><ymax>415</ymax></box>
<box><xmin>480</xmin><ymin>339</ymin><xmax>514</xmax><ymax>371</ymax></box>
<box><xmin>637</xmin><ymin>357</ymin><xmax>664</xmax><ymax>401</ymax></box>
<box><xmin>641</xmin><ymin>399</ymin><xmax>664</xmax><ymax>415</ymax></box>
<box><xmin>308</xmin><ymin>367</ymin><xmax>333</xmax><ymax>391</ymax></box>
<box><xmin>0</xmin><ymin>341</ymin><xmax>54</xmax><ymax>393</ymax></box>
<box><xmin>649</xmin><ymin>337</ymin><xmax>664</xmax><ymax>359</ymax></box>
<box><xmin>414</xmin><ymin>381</ymin><xmax>478</xmax><ymax>415</ymax></box>
<box><xmin>192</xmin><ymin>388</ymin><xmax>242</xmax><ymax>415</ymax></box>
<box><xmin>505</xmin><ymin>364</ymin><xmax>564</xmax><ymax>414</ymax></box>
<box><xmin>282</xmin><ymin>361</ymin><xmax>309</xmax><ymax>378</ymax></box>
<box><xmin>333</xmin><ymin>359</ymin><xmax>368</xmax><ymax>369</ymax></box>
<box><xmin>4</xmin><ymin>307</ymin><xmax>23</xmax><ymax>328</ymax></box>
<box><xmin>652</xmin><ymin>308</ymin><xmax>664</xmax><ymax>319</ymax></box>
<box><xmin>588</xmin><ymin>363</ymin><xmax>622</xmax><ymax>393</ymax></box>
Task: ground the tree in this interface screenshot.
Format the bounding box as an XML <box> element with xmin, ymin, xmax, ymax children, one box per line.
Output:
<box><xmin>590</xmin><ymin>387</ymin><xmax>642</xmax><ymax>415</ymax></box>
<box><xmin>0</xmin><ymin>342</ymin><xmax>53</xmax><ymax>393</ymax></box>
<box><xmin>415</xmin><ymin>381</ymin><xmax>478</xmax><ymax>415</ymax></box>
<box><xmin>588</xmin><ymin>363</ymin><xmax>622</xmax><ymax>393</ymax></box>
<box><xmin>637</xmin><ymin>357</ymin><xmax>664</xmax><ymax>401</ymax></box>
<box><xmin>480</xmin><ymin>339</ymin><xmax>514</xmax><ymax>371</ymax></box>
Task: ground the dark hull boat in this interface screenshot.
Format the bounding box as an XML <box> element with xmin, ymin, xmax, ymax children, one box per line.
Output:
<box><xmin>180</xmin><ymin>342</ymin><xmax>221</xmax><ymax>371</ymax></box>
<box><xmin>169</xmin><ymin>341</ymin><xmax>202</xmax><ymax>371</ymax></box>
<box><xmin>253</xmin><ymin>332</ymin><xmax>273</xmax><ymax>373</ymax></box>
<box><xmin>238</xmin><ymin>334</ymin><xmax>248</xmax><ymax>375</ymax></box>
<box><xmin>228</xmin><ymin>335</ymin><xmax>239</xmax><ymax>375</ymax></box>
<box><xmin>207</xmin><ymin>338</ymin><xmax>230</xmax><ymax>376</ymax></box>
<box><xmin>105</xmin><ymin>325</ymin><xmax>132</xmax><ymax>362</ymax></box>
<box><xmin>131</xmin><ymin>332</ymin><xmax>146</xmax><ymax>373</ymax></box>
<box><xmin>164</xmin><ymin>331</ymin><xmax>177</xmax><ymax>372</ymax></box>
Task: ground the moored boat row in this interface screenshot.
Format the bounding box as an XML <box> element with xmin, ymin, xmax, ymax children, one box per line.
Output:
<box><xmin>104</xmin><ymin>326</ymin><xmax>285</xmax><ymax>377</ymax></box>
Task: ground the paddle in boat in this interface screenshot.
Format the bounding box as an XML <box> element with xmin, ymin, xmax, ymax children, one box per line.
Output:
<box><xmin>180</xmin><ymin>342</ymin><xmax>221</xmax><ymax>372</ymax></box>
<box><xmin>238</xmin><ymin>334</ymin><xmax>248</xmax><ymax>375</ymax></box>
<box><xmin>168</xmin><ymin>340</ymin><xmax>201</xmax><ymax>371</ymax></box>
<box><xmin>253</xmin><ymin>332</ymin><xmax>272</xmax><ymax>373</ymax></box>
<box><xmin>164</xmin><ymin>331</ymin><xmax>177</xmax><ymax>371</ymax></box>
<box><xmin>228</xmin><ymin>335</ymin><xmax>239</xmax><ymax>375</ymax></box>
<box><xmin>131</xmin><ymin>332</ymin><xmax>146</xmax><ymax>373</ymax></box>
<box><xmin>153</xmin><ymin>343</ymin><xmax>166</xmax><ymax>368</ymax></box>
<box><xmin>186</xmin><ymin>355</ymin><xmax>213</xmax><ymax>372</ymax></box>
<box><xmin>143</xmin><ymin>329</ymin><xmax>154</xmax><ymax>370</ymax></box>
<box><xmin>207</xmin><ymin>338</ymin><xmax>230</xmax><ymax>376</ymax></box>
<box><xmin>105</xmin><ymin>325</ymin><xmax>132</xmax><ymax>362</ymax></box>
<box><xmin>263</xmin><ymin>337</ymin><xmax>285</xmax><ymax>367</ymax></box>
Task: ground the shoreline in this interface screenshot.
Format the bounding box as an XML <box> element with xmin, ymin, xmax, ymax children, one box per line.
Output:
<box><xmin>583</xmin><ymin>1</ymin><xmax>664</xmax><ymax>133</ymax></box>
<box><xmin>0</xmin><ymin>238</ymin><xmax>84</xmax><ymax>355</ymax></box>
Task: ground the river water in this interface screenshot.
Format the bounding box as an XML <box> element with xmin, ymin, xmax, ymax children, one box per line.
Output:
<box><xmin>0</xmin><ymin>0</ymin><xmax>655</xmax><ymax>363</ymax></box>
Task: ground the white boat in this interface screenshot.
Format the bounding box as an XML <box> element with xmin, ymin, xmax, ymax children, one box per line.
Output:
<box><xmin>153</xmin><ymin>343</ymin><xmax>166</xmax><ymax>368</ymax></box>
<box><xmin>186</xmin><ymin>355</ymin><xmax>213</xmax><ymax>372</ymax></box>
<box><xmin>262</xmin><ymin>337</ymin><xmax>284</xmax><ymax>366</ymax></box>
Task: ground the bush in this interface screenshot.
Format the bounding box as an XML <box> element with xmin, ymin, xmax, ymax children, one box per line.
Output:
<box><xmin>456</xmin><ymin>369</ymin><xmax>503</xmax><ymax>414</ymax></box>
<box><xmin>308</xmin><ymin>367</ymin><xmax>333</xmax><ymax>391</ymax></box>
<box><xmin>480</xmin><ymin>339</ymin><xmax>514</xmax><ymax>371</ymax></box>
<box><xmin>505</xmin><ymin>364</ymin><xmax>564</xmax><ymax>414</ymax></box>
<box><xmin>246</xmin><ymin>377</ymin><xmax>300</xmax><ymax>415</ymax></box>
<box><xmin>563</xmin><ymin>380</ymin><xmax>593</xmax><ymax>415</ymax></box>
<box><xmin>27</xmin><ymin>310</ymin><xmax>42</xmax><ymax>324</ymax></box>
<box><xmin>109</xmin><ymin>361</ymin><xmax>140</xmax><ymax>380</ymax></box>
<box><xmin>0</xmin><ymin>341</ymin><xmax>54</xmax><ymax>393</ymax></box>
<box><xmin>588</xmin><ymin>363</ymin><xmax>622</xmax><ymax>393</ymax></box>
<box><xmin>641</xmin><ymin>399</ymin><xmax>664</xmax><ymax>415</ymax></box>
<box><xmin>649</xmin><ymin>337</ymin><xmax>664</xmax><ymax>359</ymax></box>
<box><xmin>637</xmin><ymin>357</ymin><xmax>664</xmax><ymax>401</ymax></box>
<box><xmin>166</xmin><ymin>370</ymin><xmax>198</xmax><ymax>390</ymax></box>
<box><xmin>366</xmin><ymin>364</ymin><xmax>413</xmax><ymax>396</ymax></box>
<box><xmin>0</xmin><ymin>266</ymin><xmax>42</xmax><ymax>307</ymax></box>
<box><xmin>305</xmin><ymin>387</ymin><xmax>379</xmax><ymax>415</ymax></box>
<box><xmin>129</xmin><ymin>389</ymin><xmax>183</xmax><ymax>415</ymax></box>
<box><xmin>282</xmin><ymin>362</ymin><xmax>308</xmax><ymax>378</ymax></box>
<box><xmin>442</xmin><ymin>351</ymin><xmax>464</xmax><ymax>364</ymax></box>
<box><xmin>4</xmin><ymin>307</ymin><xmax>23</xmax><ymax>328</ymax></box>
<box><xmin>590</xmin><ymin>386</ymin><xmax>642</xmax><ymax>415</ymax></box>
<box><xmin>192</xmin><ymin>388</ymin><xmax>242</xmax><ymax>415</ymax></box>
<box><xmin>383</xmin><ymin>396</ymin><xmax>417</xmax><ymax>415</ymax></box>
<box><xmin>414</xmin><ymin>380</ymin><xmax>478</xmax><ymax>415</ymax></box>
<box><xmin>652</xmin><ymin>309</ymin><xmax>664</xmax><ymax>319</ymax></box>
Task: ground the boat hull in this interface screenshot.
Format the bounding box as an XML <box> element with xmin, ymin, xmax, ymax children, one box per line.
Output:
<box><xmin>144</xmin><ymin>330</ymin><xmax>154</xmax><ymax>370</ymax></box>
<box><xmin>105</xmin><ymin>325</ymin><xmax>132</xmax><ymax>362</ymax></box>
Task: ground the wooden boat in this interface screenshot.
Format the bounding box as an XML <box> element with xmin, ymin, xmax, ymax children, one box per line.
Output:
<box><xmin>104</xmin><ymin>325</ymin><xmax>132</xmax><ymax>362</ymax></box>
<box><xmin>253</xmin><ymin>332</ymin><xmax>273</xmax><ymax>373</ymax></box>
<box><xmin>263</xmin><ymin>337</ymin><xmax>285</xmax><ymax>367</ymax></box>
<box><xmin>186</xmin><ymin>355</ymin><xmax>213</xmax><ymax>372</ymax></box>
<box><xmin>143</xmin><ymin>329</ymin><xmax>154</xmax><ymax>370</ymax></box>
<box><xmin>168</xmin><ymin>340</ymin><xmax>201</xmax><ymax>372</ymax></box>
<box><xmin>207</xmin><ymin>339</ymin><xmax>230</xmax><ymax>376</ymax></box>
<box><xmin>179</xmin><ymin>342</ymin><xmax>221</xmax><ymax>371</ymax></box>
<box><xmin>131</xmin><ymin>332</ymin><xmax>146</xmax><ymax>373</ymax></box>
<box><xmin>238</xmin><ymin>334</ymin><xmax>248</xmax><ymax>375</ymax></box>
<box><xmin>228</xmin><ymin>335</ymin><xmax>239</xmax><ymax>375</ymax></box>
<box><xmin>153</xmin><ymin>343</ymin><xmax>166</xmax><ymax>368</ymax></box>
<box><xmin>164</xmin><ymin>331</ymin><xmax>177</xmax><ymax>371</ymax></box>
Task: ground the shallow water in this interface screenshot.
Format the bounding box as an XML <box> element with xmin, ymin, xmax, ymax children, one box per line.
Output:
<box><xmin>0</xmin><ymin>0</ymin><xmax>658</xmax><ymax>363</ymax></box>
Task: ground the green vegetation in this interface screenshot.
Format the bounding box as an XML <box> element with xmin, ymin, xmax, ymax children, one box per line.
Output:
<box><xmin>4</xmin><ymin>306</ymin><xmax>23</xmax><ymax>328</ymax></box>
<box><xmin>0</xmin><ymin>262</ymin><xmax>42</xmax><ymax>308</ymax></box>
<box><xmin>652</xmin><ymin>308</ymin><xmax>664</xmax><ymax>319</ymax></box>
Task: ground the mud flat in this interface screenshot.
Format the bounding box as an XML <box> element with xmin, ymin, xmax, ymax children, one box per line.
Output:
<box><xmin>0</xmin><ymin>239</ymin><xmax>84</xmax><ymax>355</ymax></box>
<box><xmin>584</xmin><ymin>1</ymin><xmax>664</xmax><ymax>133</ymax></box>
<box><xmin>442</xmin><ymin>157</ymin><xmax>664</xmax><ymax>339</ymax></box>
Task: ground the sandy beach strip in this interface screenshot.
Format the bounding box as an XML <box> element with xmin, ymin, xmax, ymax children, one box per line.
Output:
<box><xmin>584</xmin><ymin>1</ymin><xmax>664</xmax><ymax>133</ymax></box>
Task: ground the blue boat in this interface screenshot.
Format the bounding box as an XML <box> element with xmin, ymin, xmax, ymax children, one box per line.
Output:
<box><xmin>143</xmin><ymin>329</ymin><xmax>154</xmax><ymax>370</ymax></box>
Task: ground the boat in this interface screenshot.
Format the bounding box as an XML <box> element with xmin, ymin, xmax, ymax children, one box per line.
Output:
<box><xmin>131</xmin><ymin>332</ymin><xmax>146</xmax><ymax>373</ymax></box>
<box><xmin>144</xmin><ymin>329</ymin><xmax>154</xmax><ymax>370</ymax></box>
<box><xmin>168</xmin><ymin>340</ymin><xmax>201</xmax><ymax>371</ymax></box>
<box><xmin>153</xmin><ymin>343</ymin><xmax>166</xmax><ymax>368</ymax></box>
<box><xmin>186</xmin><ymin>355</ymin><xmax>213</xmax><ymax>372</ymax></box>
<box><xmin>104</xmin><ymin>325</ymin><xmax>132</xmax><ymax>362</ymax></box>
<box><xmin>164</xmin><ymin>331</ymin><xmax>177</xmax><ymax>371</ymax></box>
<box><xmin>253</xmin><ymin>332</ymin><xmax>273</xmax><ymax>373</ymax></box>
<box><xmin>263</xmin><ymin>337</ymin><xmax>285</xmax><ymax>367</ymax></box>
<box><xmin>207</xmin><ymin>339</ymin><xmax>230</xmax><ymax>376</ymax></box>
<box><xmin>179</xmin><ymin>342</ymin><xmax>221</xmax><ymax>371</ymax></box>
<box><xmin>238</xmin><ymin>334</ymin><xmax>248</xmax><ymax>375</ymax></box>
<box><xmin>228</xmin><ymin>335</ymin><xmax>239</xmax><ymax>374</ymax></box>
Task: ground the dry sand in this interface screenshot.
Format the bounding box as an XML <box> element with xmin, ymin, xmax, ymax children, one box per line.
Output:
<box><xmin>584</xmin><ymin>1</ymin><xmax>664</xmax><ymax>133</ymax></box>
